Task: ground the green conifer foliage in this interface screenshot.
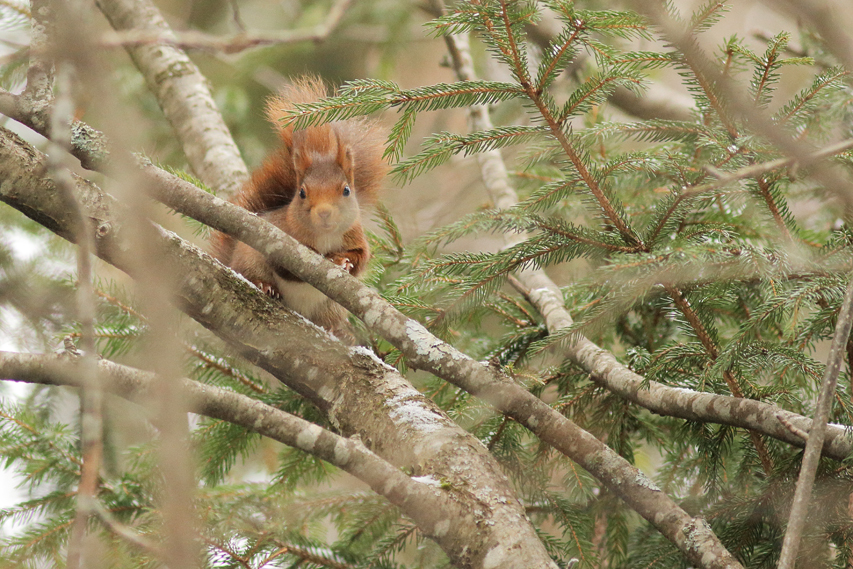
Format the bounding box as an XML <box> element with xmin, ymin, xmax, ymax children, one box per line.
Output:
<box><xmin>2</xmin><ymin>1</ymin><xmax>853</xmax><ymax>568</ymax></box>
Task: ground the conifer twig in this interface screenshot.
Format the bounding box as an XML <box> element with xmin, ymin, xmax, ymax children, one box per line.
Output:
<box><xmin>639</xmin><ymin>0</ymin><xmax>853</xmax><ymax>211</ymax></box>
<box><xmin>778</xmin><ymin>274</ymin><xmax>853</xmax><ymax>569</ymax></box>
<box><xmin>523</xmin><ymin>8</ymin><xmax>695</xmax><ymax>122</ymax></box>
<box><xmin>92</xmin><ymin>501</ymin><xmax>161</xmax><ymax>557</ymax></box>
<box><xmin>665</xmin><ymin>284</ymin><xmax>775</xmax><ymax>473</ymax></box>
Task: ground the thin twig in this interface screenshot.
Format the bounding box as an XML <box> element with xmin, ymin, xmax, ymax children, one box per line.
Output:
<box><xmin>98</xmin><ymin>0</ymin><xmax>354</xmax><ymax>55</ymax></box>
<box><xmin>778</xmin><ymin>274</ymin><xmax>853</xmax><ymax>568</ymax></box>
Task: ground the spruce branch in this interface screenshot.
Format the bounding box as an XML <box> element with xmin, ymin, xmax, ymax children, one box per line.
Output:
<box><xmin>285</xmin><ymin>80</ymin><xmax>524</xmax><ymax>130</ymax></box>
<box><xmin>432</xmin><ymin>4</ymin><xmax>849</xmax><ymax>564</ymax></box>
<box><xmin>770</xmin><ymin>0</ymin><xmax>853</xmax><ymax>77</ymax></box>
<box><xmin>91</xmin><ymin>501</ymin><xmax>161</xmax><ymax>557</ymax></box>
<box><xmin>778</xmin><ymin>273</ymin><xmax>853</xmax><ymax>569</ymax></box>
<box><xmin>640</xmin><ymin>0</ymin><xmax>853</xmax><ymax>212</ymax></box>
<box><xmin>523</xmin><ymin>9</ymin><xmax>695</xmax><ymax>122</ymax></box>
<box><xmin>667</xmin><ymin>286</ymin><xmax>775</xmax><ymax>473</ymax></box>
<box><xmin>510</xmin><ymin>275</ymin><xmax>853</xmax><ymax>460</ymax></box>
<box><xmin>774</xmin><ymin>67</ymin><xmax>847</xmax><ymax>126</ymax></box>
<box><xmin>430</xmin><ymin>5</ymin><xmax>740</xmax><ymax>567</ymax></box>
<box><xmin>477</xmin><ymin>2</ymin><xmax>642</xmax><ymax>246</ymax></box>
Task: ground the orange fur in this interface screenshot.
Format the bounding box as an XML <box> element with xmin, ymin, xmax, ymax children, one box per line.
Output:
<box><xmin>210</xmin><ymin>76</ymin><xmax>388</xmax><ymax>330</ymax></box>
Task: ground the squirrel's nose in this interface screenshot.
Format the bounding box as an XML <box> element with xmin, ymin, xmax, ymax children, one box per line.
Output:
<box><xmin>315</xmin><ymin>205</ymin><xmax>334</xmax><ymax>222</ymax></box>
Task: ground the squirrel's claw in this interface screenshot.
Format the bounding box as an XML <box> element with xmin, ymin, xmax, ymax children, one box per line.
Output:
<box><xmin>257</xmin><ymin>281</ymin><xmax>281</xmax><ymax>298</ymax></box>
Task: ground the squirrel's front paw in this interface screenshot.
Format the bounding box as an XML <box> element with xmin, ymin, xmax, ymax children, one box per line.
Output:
<box><xmin>337</xmin><ymin>257</ymin><xmax>355</xmax><ymax>273</ymax></box>
<box><xmin>255</xmin><ymin>281</ymin><xmax>281</xmax><ymax>299</ymax></box>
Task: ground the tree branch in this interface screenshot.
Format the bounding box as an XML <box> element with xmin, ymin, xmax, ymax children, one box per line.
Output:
<box><xmin>522</xmin><ymin>6</ymin><xmax>695</xmax><ymax>122</ymax></box>
<box><xmin>509</xmin><ymin>276</ymin><xmax>853</xmax><ymax>460</ymax></box>
<box><xmin>140</xmin><ymin>146</ymin><xmax>752</xmax><ymax>567</ymax></box>
<box><xmin>430</xmin><ymin>0</ymin><xmax>853</xmax><ymax>467</ymax></box>
<box><xmin>0</xmin><ymin>86</ymin><xmax>110</xmax><ymax>170</ymax></box>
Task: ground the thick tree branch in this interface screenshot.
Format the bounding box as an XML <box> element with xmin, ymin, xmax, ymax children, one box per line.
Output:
<box><xmin>0</xmin><ymin>126</ymin><xmax>557</xmax><ymax>569</ymax></box>
<box><xmin>0</xmin><ymin>86</ymin><xmax>109</xmax><ymax>170</ymax></box>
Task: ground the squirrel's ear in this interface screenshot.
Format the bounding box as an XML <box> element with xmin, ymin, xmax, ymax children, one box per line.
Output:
<box><xmin>337</xmin><ymin>142</ymin><xmax>354</xmax><ymax>181</ymax></box>
<box><xmin>292</xmin><ymin>145</ymin><xmax>312</xmax><ymax>174</ymax></box>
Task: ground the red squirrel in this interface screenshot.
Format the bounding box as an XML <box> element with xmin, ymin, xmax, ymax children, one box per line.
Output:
<box><xmin>211</xmin><ymin>77</ymin><xmax>387</xmax><ymax>330</ymax></box>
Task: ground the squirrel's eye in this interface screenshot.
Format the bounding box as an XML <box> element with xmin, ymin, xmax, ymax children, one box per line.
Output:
<box><xmin>299</xmin><ymin>187</ymin><xmax>306</xmax><ymax>199</ymax></box>
<box><xmin>343</xmin><ymin>185</ymin><xmax>351</xmax><ymax>197</ymax></box>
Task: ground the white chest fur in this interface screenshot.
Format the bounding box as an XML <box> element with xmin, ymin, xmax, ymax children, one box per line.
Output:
<box><xmin>273</xmin><ymin>231</ymin><xmax>347</xmax><ymax>324</ymax></box>
<box><xmin>313</xmin><ymin>230</ymin><xmax>345</xmax><ymax>255</ymax></box>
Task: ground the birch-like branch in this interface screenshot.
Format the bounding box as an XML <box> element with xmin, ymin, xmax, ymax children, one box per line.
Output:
<box><xmin>94</xmin><ymin>0</ymin><xmax>248</xmax><ymax>195</ymax></box>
